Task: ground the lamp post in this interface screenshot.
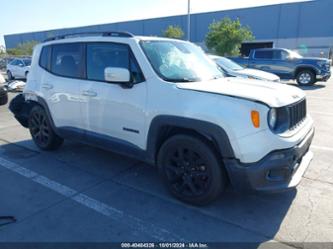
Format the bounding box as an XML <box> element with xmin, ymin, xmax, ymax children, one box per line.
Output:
<box><xmin>187</xmin><ymin>0</ymin><xmax>191</xmax><ymax>41</ymax></box>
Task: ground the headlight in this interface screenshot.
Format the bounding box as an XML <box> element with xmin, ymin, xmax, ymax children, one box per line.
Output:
<box><xmin>268</xmin><ymin>108</ymin><xmax>277</xmax><ymax>129</ymax></box>
<box><xmin>268</xmin><ymin>107</ymin><xmax>290</xmax><ymax>133</ymax></box>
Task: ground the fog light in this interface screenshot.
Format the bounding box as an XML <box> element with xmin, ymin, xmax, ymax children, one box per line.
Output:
<box><xmin>267</xmin><ymin>167</ymin><xmax>291</xmax><ymax>181</ymax></box>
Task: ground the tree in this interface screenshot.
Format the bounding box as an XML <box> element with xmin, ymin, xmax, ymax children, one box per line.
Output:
<box><xmin>0</xmin><ymin>45</ymin><xmax>5</xmax><ymax>57</ymax></box>
<box><xmin>205</xmin><ymin>17</ymin><xmax>254</xmax><ymax>56</ymax></box>
<box><xmin>163</xmin><ymin>25</ymin><xmax>184</xmax><ymax>39</ymax></box>
<box><xmin>7</xmin><ymin>40</ymin><xmax>39</xmax><ymax>56</ymax></box>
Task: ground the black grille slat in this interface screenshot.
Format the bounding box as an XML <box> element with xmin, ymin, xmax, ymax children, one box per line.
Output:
<box><xmin>288</xmin><ymin>99</ymin><xmax>307</xmax><ymax>130</ymax></box>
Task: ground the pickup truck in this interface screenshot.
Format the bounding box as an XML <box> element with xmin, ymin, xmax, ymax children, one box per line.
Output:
<box><xmin>230</xmin><ymin>48</ymin><xmax>331</xmax><ymax>86</ymax></box>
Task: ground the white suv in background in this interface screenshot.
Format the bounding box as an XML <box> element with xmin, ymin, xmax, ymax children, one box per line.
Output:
<box><xmin>6</xmin><ymin>57</ymin><xmax>31</xmax><ymax>80</ymax></box>
<box><xmin>9</xmin><ymin>32</ymin><xmax>314</xmax><ymax>205</ymax></box>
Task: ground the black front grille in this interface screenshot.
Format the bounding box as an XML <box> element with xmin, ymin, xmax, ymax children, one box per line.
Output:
<box><xmin>288</xmin><ymin>99</ymin><xmax>307</xmax><ymax>130</ymax></box>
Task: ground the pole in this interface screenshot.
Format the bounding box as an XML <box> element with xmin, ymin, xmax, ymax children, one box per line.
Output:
<box><xmin>187</xmin><ymin>0</ymin><xmax>191</xmax><ymax>41</ymax></box>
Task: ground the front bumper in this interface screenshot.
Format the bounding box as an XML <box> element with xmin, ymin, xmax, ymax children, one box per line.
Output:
<box><xmin>316</xmin><ymin>72</ymin><xmax>331</xmax><ymax>81</ymax></box>
<box><xmin>224</xmin><ymin>128</ymin><xmax>314</xmax><ymax>192</ymax></box>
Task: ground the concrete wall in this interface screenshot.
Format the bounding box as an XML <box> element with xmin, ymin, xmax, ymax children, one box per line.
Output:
<box><xmin>4</xmin><ymin>0</ymin><xmax>333</xmax><ymax>57</ymax></box>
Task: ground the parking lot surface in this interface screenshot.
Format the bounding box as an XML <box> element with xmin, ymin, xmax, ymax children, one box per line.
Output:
<box><xmin>0</xmin><ymin>73</ymin><xmax>333</xmax><ymax>247</ymax></box>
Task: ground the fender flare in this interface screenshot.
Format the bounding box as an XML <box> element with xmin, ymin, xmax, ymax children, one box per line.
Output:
<box><xmin>294</xmin><ymin>65</ymin><xmax>319</xmax><ymax>77</ymax></box>
<box><xmin>146</xmin><ymin>115</ymin><xmax>235</xmax><ymax>163</ymax></box>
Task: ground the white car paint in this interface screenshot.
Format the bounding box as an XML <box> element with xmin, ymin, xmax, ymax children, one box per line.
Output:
<box><xmin>6</xmin><ymin>58</ymin><xmax>31</xmax><ymax>79</ymax></box>
<box><xmin>238</xmin><ymin>68</ymin><xmax>280</xmax><ymax>82</ymax></box>
<box><xmin>25</xmin><ymin>36</ymin><xmax>313</xmax><ymax>163</ymax></box>
<box><xmin>0</xmin><ymin>73</ymin><xmax>5</xmax><ymax>84</ymax></box>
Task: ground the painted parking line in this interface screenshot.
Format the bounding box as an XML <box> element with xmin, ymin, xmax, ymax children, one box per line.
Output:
<box><xmin>311</xmin><ymin>145</ymin><xmax>333</xmax><ymax>152</ymax></box>
<box><xmin>0</xmin><ymin>157</ymin><xmax>184</xmax><ymax>242</ymax></box>
<box><xmin>307</xmin><ymin>96</ymin><xmax>333</xmax><ymax>101</ymax></box>
<box><xmin>310</xmin><ymin>111</ymin><xmax>333</xmax><ymax>117</ymax></box>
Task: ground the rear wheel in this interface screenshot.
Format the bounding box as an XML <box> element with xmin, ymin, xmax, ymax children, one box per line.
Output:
<box><xmin>157</xmin><ymin>134</ymin><xmax>226</xmax><ymax>205</ymax></box>
<box><xmin>28</xmin><ymin>106</ymin><xmax>63</xmax><ymax>150</ymax></box>
<box><xmin>296</xmin><ymin>70</ymin><xmax>316</xmax><ymax>86</ymax></box>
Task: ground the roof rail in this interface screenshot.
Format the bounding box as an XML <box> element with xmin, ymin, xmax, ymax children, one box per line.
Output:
<box><xmin>43</xmin><ymin>31</ymin><xmax>134</xmax><ymax>42</ymax></box>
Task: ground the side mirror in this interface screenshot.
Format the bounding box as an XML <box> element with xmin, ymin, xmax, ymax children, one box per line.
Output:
<box><xmin>104</xmin><ymin>67</ymin><xmax>130</xmax><ymax>83</ymax></box>
<box><xmin>18</xmin><ymin>63</ymin><xmax>24</xmax><ymax>67</ymax></box>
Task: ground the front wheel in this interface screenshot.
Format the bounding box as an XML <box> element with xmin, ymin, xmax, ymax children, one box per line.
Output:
<box><xmin>296</xmin><ymin>70</ymin><xmax>316</xmax><ymax>86</ymax></box>
<box><xmin>157</xmin><ymin>134</ymin><xmax>226</xmax><ymax>205</ymax></box>
<box><xmin>28</xmin><ymin>105</ymin><xmax>64</xmax><ymax>150</ymax></box>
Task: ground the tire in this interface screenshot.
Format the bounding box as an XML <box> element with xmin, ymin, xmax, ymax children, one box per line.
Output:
<box><xmin>157</xmin><ymin>134</ymin><xmax>226</xmax><ymax>205</ymax></box>
<box><xmin>0</xmin><ymin>93</ymin><xmax>8</xmax><ymax>106</ymax></box>
<box><xmin>7</xmin><ymin>71</ymin><xmax>14</xmax><ymax>81</ymax></box>
<box><xmin>28</xmin><ymin>105</ymin><xmax>63</xmax><ymax>150</ymax></box>
<box><xmin>25</xmin><ymin>71</ymin><xmax>29</xmax><ymax>80</ymax></box>
<box><xmin>296</xmin><ymin>70</ymin><xmax>316</xmax><ymax>86</ymax></box>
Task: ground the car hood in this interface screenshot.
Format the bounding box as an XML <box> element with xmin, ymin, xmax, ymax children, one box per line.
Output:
<box><xmin>176</xmin><ymin>77</ymin><xmax>305</xmax><ymax>107</ymax></box>
<box><xmin>237</xmin><ymin>68</ymin><xmax>280</xmax><ymax>81</ymax></box>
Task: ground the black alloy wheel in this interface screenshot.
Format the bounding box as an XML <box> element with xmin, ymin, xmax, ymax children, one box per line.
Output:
<box><xmin>158</xmin><ymin>135</ymin><xmax>226</xmax><ymax>205</ymax></box>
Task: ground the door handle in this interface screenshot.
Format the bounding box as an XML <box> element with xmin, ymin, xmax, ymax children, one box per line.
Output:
<box><xmin>42</xmin><ymin>83</ymin><xmax>53</xmax><ymax>90</ymax></box>
<box><xmin>82</xmin><ymin>90</ymin><xmax>97</xmax><ymax>97</ymax></box>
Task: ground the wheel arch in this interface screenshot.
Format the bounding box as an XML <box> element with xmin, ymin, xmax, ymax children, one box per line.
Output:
<box><xmin>146</xmin><ymin>115</ymin><xmax>235</xmax><ymax>165</ymax></box>
<box><xmin>295</xmin><ymin>66</ymin><xmax>317</xmax><ymax>78</ymax></box>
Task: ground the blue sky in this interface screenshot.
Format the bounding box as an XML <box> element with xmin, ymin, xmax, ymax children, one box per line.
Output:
<box><xmin>0</xmin><ymin>0</ymin><xmax>308</xmax><ymax>47</ymax></box>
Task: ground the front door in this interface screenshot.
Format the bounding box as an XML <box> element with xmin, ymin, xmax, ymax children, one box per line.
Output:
<box><xmin>80</xmin><ymin>42</ymin><xmax>147</xmax><ymax>149</ymax></box>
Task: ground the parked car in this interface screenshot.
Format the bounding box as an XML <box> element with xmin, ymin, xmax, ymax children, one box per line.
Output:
<box><xmin>10</xmin><ymin>32</ymin><xmax>314</xmax><ymax>205</ymax></box>
<box><xmin>6</xmin><ymin>57</ymin><xmax>32</xmax><ymax>80</ymax></box>
<box><xmin>209</xmin><ymin>55</ymin><xmax>280</xmax><ymax>82</ymax></box>
<box><xmin>230</xmin><ymin>48</ymin><xmax>331</xmax><ymax>85</ymax></box>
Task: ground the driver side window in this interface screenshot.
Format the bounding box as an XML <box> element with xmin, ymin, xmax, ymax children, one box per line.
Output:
<box><xmin>86</xmin><ymin>42</ymin><xmax>144</xmax><ymax>83</ymax></box>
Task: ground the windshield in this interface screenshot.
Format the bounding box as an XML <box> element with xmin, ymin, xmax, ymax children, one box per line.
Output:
<box><xmin>140</xmin><ymin>40</ymin><xmax>223</xmax><ymax>82</ymax></box>
<box><xmin>286</xmin><ymin>49</ymin><xmax>303</xmax><ymax>59</ymax></box>
<box><xmin>214</xmin><ymin>57</ymin><xmax>243</xmax><ymax>71</ymax></box>
<box><xmin>23</xmin><ymin>59</ymin><xmax>31</xmax><ymax>66</ymax></box>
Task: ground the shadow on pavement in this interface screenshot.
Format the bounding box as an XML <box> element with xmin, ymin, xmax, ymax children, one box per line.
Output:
<box><xmin>0</xmin><ymin>139</ymin><xmax>296</xmax><ymax>243</ymax></box>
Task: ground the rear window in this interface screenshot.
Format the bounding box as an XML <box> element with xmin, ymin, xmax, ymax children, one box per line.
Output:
<box><xmin>39</xmin><ymin>46</ymin><xmax>51</xmax><ymax>70</ymax></box>
<box><xmin>254</xmin><ymin>50</ymin><xmax>274</xmax><ymax>59</ymax></box>
<box><xmin>50</xmin><ymin>43</ymin><xmax>85</xmax><ymax>79</ymax></box>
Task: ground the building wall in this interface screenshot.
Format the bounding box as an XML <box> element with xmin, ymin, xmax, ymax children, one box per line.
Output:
<box><xmin>4</xmin><ymin>0</ymin><xmax>333</xmax><ymax>57</ymax></box>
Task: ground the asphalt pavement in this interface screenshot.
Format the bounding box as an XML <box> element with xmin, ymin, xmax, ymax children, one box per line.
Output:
<box><xmin>0</xmin><ymin>75</ymin><xmax>332</xmax><ymax>248</ymax></box>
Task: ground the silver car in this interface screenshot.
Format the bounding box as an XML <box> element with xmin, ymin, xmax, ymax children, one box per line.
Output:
<box><xmin>6</xmin><ymin>58</ymin><xmax>31</xmax><ymax>80</ymax></box>
<box><xmin>210</xmin><ymin>55</ymin><xmax>280</xmax><ymax>82</ymax></box>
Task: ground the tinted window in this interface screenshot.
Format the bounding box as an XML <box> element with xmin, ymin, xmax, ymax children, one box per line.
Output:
<box><xmin>39</xmin><ymin>46</ymin><xmax>50</xmax><ymax>69</ymax></box>
<box><xmin>23</xmin><ymin>59</ymin><xmax>31</xmax><ymax>66</ymax></box>
<box><xmin>87</xmin><ymin>43</ymin><xmax>129</xmax><ymax>82</ymax></box>
<box><xmin>51</xmin><ymin>43</ymin><xmax>84</xmax><ymax>78</ymax></box>
<box><xmin>11</xmin><ymin>60</ymin><xmax>18</xmax><ymax>66</ymax></box>
<box><xmin>254</xmin><ymin>50</ymin><xmax>274</xmax><ymax>59</ymax></box>
<box><xmin>87</xmin><ymin>43</ymin><xmax>144</xmax><ymax>83</ymax></box>
<box><xmin>17</xmin><ymin>60</ymin><xmax>24</xmax><ymax>66</ymax></box>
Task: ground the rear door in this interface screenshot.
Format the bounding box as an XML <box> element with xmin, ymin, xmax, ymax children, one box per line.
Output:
<box><xmin>40</xmin><ymin>43</ymin><xmax>86</xmax><ymax>134</ymax></box>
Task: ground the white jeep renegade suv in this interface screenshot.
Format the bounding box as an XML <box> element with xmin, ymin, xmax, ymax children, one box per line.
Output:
<box><xmin>9</xmin><ymin>32</ymin><xmax>314</xmax><ymax>205</ymax></box>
